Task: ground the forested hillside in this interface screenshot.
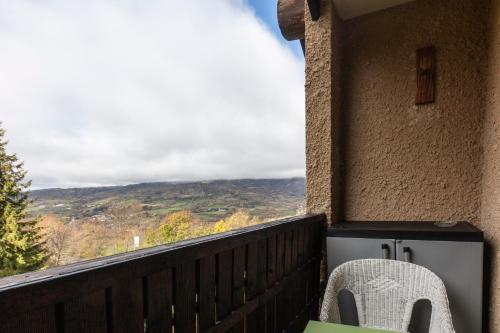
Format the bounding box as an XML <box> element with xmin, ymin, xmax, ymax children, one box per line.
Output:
<box><xmin>29</xmin><ymin>178</ymin><xmax>305</xmax><ymax>223</ymax></box>
<box><xmin>28</xmin><ymin>178</ymin><xmax>305</xmax><ymax>266</ymax></box>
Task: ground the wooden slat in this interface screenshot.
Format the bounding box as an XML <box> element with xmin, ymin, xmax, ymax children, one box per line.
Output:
<box><xmin>303</xmin><ymin>223</ymin><xmax>311</xmax><ymax>262</ymax></box>
<box><xmin>245</xmin><ymin>239</ymin><xmax>267</xmax><ymax>333</ymax></box>
<box><xmin>245</xmin><ymin>242</ymin><xmax>258</xmax><ymax>333</ymax></box>
<box><xmin>276</xmin><ymin>232</ymin><xmax>285</xmax><ymax>281</ymax></box>
<box><xmin>310</xmin><ymin>224</ymin><xmax>322</xmax><ymax>320</ymax></box>
<box><xmin>308</xmin><ymin>224</ymin><xmax>317</xmax><ymax>322</ymax></box>
<box><xmin>284</xmin><ymin>229</ymin><xmax>293</xmax><ymax>276</ymax></box>
<box><xmin>315</xmin><ymin>224</ymin><xmax>323</xmax><ymax>320</ymax></box>
<box><xmin>256</xmin><ymin>239</ymin><xmax>268</xmax><ymax>333</ymax></box>
<box><xmin>216</xmin><ymin>250</ymin><xmax>233</xmax><ymax>322</ymax></box>
<box><xmin>266</xmin><ymin>236</ymin><xmax>277</xmax><ymax>333</ymax></box>
<box><xmin>245</xmin><ymin>242</ymin><xmax>258</xmax><ymax>301</ymax></box>
<box><xmin>267</xmin><ymin>236</ymin><xmax>277</xmax><ymax>287</ymax></box>
<box><xmin>291</xmin><ymin>226</ymin><xmax>300</xmax><ymax>322</ymax></box>
<box><xmin>111</xmin><ymin>278</ymin><xmax>143</xmax><ymax>333</ymax></box>
<box><xmin>275</xmin><ymin>231</ymin><xmax>287</xmax><ymax>332</ymax></box>
<box><xmin>297</xmin><ymin>225</ymin><xmax>307</xmax><ymax>318</ymax></box>
<box><xmin>291</xmin><ymin>227</ymin><xmax>299</xmax><ymax>271</ymax></box>
<box><xmin>199</xmin><ymin>256</ymin><xmax>216</xmax><ymax>331</ymax></box>
<box><xmin>175</xmin><ymin>262</ymin><xmax>196</xmax><ymax>333</ymax></box>
<box><xmin>231</xmin><ymin>246</ymin><xmax>246</xmax><ymax>332</ymax></box>
<box><xmin>297</xmin><ymin>225</ymin><xmax>305</xmax><ymax>267</ymax></box>
<box><xmin>305</xmin><ymin>225</ymin><xmax>314</xmax><ymax>305</ymax></box>
<box><xmin>285</xmin><ymin>229</ymin><xmax>294</xmax><ymax>325</ymax></box>
<box><xmin>146</xmin><ymin>269</ymin><xmax>172</xmax><ymax>333</ymax></box>
<box><xmin>64</xmin><ymin>289</ymin><xmax>107</xmax><ymax>333</ymax></box>
<box><xmin>0</xmin><ymin>306</ymin><xmax>56</xmax><ymax>333</ymax></box>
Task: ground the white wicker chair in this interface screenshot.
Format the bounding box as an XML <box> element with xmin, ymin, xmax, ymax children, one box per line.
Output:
<box><xmin>320</xmin><ymin>259</ymin><xmax>455</xmax><ymax>333</ymax></box>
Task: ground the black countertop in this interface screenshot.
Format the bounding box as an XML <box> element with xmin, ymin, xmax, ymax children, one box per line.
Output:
<box><xmin>327</xmin><ymin>220</ymin><xmax>483</xmax><ymax>242</ymax></box>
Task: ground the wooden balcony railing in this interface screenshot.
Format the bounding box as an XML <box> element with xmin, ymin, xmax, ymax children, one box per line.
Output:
<box><xmin>0</xmin><ymin>214</ymin><xmax>325</xmax><ymax>333</ymax></box>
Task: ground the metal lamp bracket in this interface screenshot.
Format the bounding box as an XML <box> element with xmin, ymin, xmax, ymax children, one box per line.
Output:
<box><xmin>307</xmin><ymin>0</ymin><xmax>321</xmax><ymax>21</ymax></box>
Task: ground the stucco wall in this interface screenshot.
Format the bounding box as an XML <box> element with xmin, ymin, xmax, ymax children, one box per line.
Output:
<box><xmin>339</xmin><ymin>0</ymin><xmax>489</xmax><ymax>224</ymax></box>
<box><xmin>304</xmin><ymin>0</ymin><xmax>500</xmax><ymax>329</ymax></box>
<box><xmin>305</xmin><ymin>0</ymin><xmax>342</xmax><ymax>222</ymax></box>
<box><xmin>482</xmin><ymin>0</ymin><xmax>500</xmax><ymax>330</ymax></box>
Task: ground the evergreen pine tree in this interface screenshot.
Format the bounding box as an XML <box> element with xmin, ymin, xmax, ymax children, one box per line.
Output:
<box><xmin>0</xmin><ymin>124</ymin><xmax>47</xmax><ymax>276</ymax></box>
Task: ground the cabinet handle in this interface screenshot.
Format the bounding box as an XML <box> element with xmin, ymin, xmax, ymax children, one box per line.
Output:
<box><xmin>403</xmin><ymin>247</ymin><xmax>412</xmax><ymax>262</ymax></box>
<box><xmin>381</xmin><ymin>244</ymin><xmax>390</xmax><ymax>259</ymax></box>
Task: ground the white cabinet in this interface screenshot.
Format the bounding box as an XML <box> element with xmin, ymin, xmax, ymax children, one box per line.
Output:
<box><xmin>326</xmin><ymin>221</ymin><xmax>484</xmax><ymax>333</ymax></box>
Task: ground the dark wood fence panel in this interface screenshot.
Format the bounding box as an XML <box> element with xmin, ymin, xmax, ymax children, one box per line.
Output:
<box><xmin>198</xmin><ymin>256</ymin><xmax>216</xmax><ymax>331</ymax></box>
<box><xmin>244</xmin><ymin>241</ymin><xmax>259</xmax><ymax>333</ymax></box>
<box><xmin>231</xmin><ymin>245</ymin><xmax>245</xmax><ymax>333</ymax></box>
<box><xmin>266</xmin><ymin>235</ymin><xmax>277</xmax><ymax>333</ymax></box>
<box><xmin>111</xmin><ymin>277</ymin><xmax>144</xmax><ymax>333</ymax></box>
<box><xmin>64</xmin><ymin>289</ymin><xmax>107</xmax><ymax>333</ymax></box>
<box><xmin>216</xmin><ymin>249</ymin><xmax>233</xmax><ymax>323</ymax></box>
<box><xmin>146</xmin><ymin>269</ymin><xmax>173</xmax><ymax>333</ymax></box>
<box><xmin>0</xmin><ymin>214</ymin><xmax>325</xmax><ymax>333</ymax></box>
<box><xmin>0</xmin><ymin>306</ymin><xmax>57</xmax><ymax>333</ymax></box>
<box><xmin>175</xmin><ymin>262</ymin><xmax>197</xmax><ymax>333</ymax></box>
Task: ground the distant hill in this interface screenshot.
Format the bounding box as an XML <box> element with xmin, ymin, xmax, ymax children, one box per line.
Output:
<box><xmin>28</xmin><ymin>178</ymin><xmax>305</xmax><ymax>224</ymax></box>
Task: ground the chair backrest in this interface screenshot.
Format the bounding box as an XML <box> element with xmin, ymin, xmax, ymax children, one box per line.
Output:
<box><xmin>320</xmin><ymin>259</ymin><xmax>455</xmax><ymax>333</ymax></box>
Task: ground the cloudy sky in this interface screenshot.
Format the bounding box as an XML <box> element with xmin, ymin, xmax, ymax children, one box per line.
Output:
<box><xmin>0</xmin><ymin>0</ymin><xmax>305</xmax><ymax>189</ymax></box>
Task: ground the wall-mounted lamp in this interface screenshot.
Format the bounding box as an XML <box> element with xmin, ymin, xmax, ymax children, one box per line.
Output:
<box><xmin>307</xmin><ymin>0</ymin><xmax>321</xmax><ymax>21</ymax></box>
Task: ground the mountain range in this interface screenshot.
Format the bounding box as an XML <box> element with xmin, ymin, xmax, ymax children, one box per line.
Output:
<box><xmin>28</xmin><ymin>178</ymin><xmax>306</xmax><ymax>224</ymax></box>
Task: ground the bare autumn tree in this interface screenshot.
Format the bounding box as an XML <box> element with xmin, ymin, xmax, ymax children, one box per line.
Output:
<box><xmin>40</xmin><ymin>216</ymin><xmax>71</xmax><ymax>266</ymax></box>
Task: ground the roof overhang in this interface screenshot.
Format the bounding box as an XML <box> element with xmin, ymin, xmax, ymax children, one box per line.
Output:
<box><xmin>332</xmin><ymin>0</ymin><xmax>415</xmax><ymax>20</ymax></box>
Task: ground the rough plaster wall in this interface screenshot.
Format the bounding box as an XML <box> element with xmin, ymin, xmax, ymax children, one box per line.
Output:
<box><xmin>342</xmin><ymin>0</ymin><xmax>488</xmax><ymax>223</ymax></box>
<box><xmin>305</xmin><ymin>0</ymin><xmax>342</xmax><ymax>222</ymax></box>
<box><xmin>482</xmin><ymin>0</ymin><xmax>500</xmax><ymax>330</ymax></box>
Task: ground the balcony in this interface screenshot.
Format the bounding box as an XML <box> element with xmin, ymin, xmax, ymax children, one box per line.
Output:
<box><xmin>0</xmin><ymin>214</ymin><xmax>325</xmax><ymax>333</ymax></box>
<box><xmin>2</xmin><ymin>0</ymin><xmax>497</xmax><ymax>330</ymax></box>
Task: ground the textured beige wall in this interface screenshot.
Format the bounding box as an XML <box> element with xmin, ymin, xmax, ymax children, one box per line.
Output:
<box><xmin>482</xmin><ymin>0</ymin><xmax>500</xmax><ymax>330</ymax></box>
<box><xmin>305</xmin><ymin>0</ymin><xmax>342</xmax><ymax>222</ymax></box>
<box><xmin>341</xmin><ymin>0</ymin><xmax>489</xmax><ymax>224</ymax></box>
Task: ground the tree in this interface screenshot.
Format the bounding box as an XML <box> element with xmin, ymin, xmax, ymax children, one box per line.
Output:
<box><xmin>40</xmin><ymin>215</ymin><xmax>71</xmax><ymax>266</ymax></box>
<box><xmin>0</xmin><ymin>124</ymin><xmax>47</xmax><ymax>276</ymax></box>
<box><xmin>146</xmin><ymin>210</ymin><xmax>195</xmax><ymax>245</ymax></box>
<box><xmin>212</xmin><ymin>211</ymin><xmax>260</xmax><ymax>233</ymax></box>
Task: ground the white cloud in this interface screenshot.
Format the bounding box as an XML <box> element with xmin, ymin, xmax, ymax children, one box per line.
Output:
<box><xmin>0</xmin><ymin>0</ymin><xmax>305</xmax><ymax>189</ymax></box>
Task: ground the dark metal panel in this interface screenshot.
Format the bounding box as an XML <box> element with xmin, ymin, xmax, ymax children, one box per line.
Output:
<box><xmin>327</xmin><ymin>221</ymin><xmax>483</xmax><ymax>242</ymax></box>
<box><xmin>396</xmin><ymin>240</ymin><xmax>483</xmax><ymax>333</ymax></box>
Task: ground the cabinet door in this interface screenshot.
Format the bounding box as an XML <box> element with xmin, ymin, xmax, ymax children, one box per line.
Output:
<box><xmin>326</xmin><ymin>237</ymin><xmax>396</xmax><ymax>273</ymax></box>
<box><xmin>396</xmin><ymin>240</ymin><xmax>483</xmax><ymax>333</ymax></box>
<box><xmin>326</xmin><ymin>237</ymin><xmax>395</xmax><ymax>325</ymax></box>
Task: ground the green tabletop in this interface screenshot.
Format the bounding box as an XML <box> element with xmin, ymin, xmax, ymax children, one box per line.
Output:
<box><xmin>304</xmin><ymin>321</ymin><xmax>398</xmax><ymax>333</ymax></box>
